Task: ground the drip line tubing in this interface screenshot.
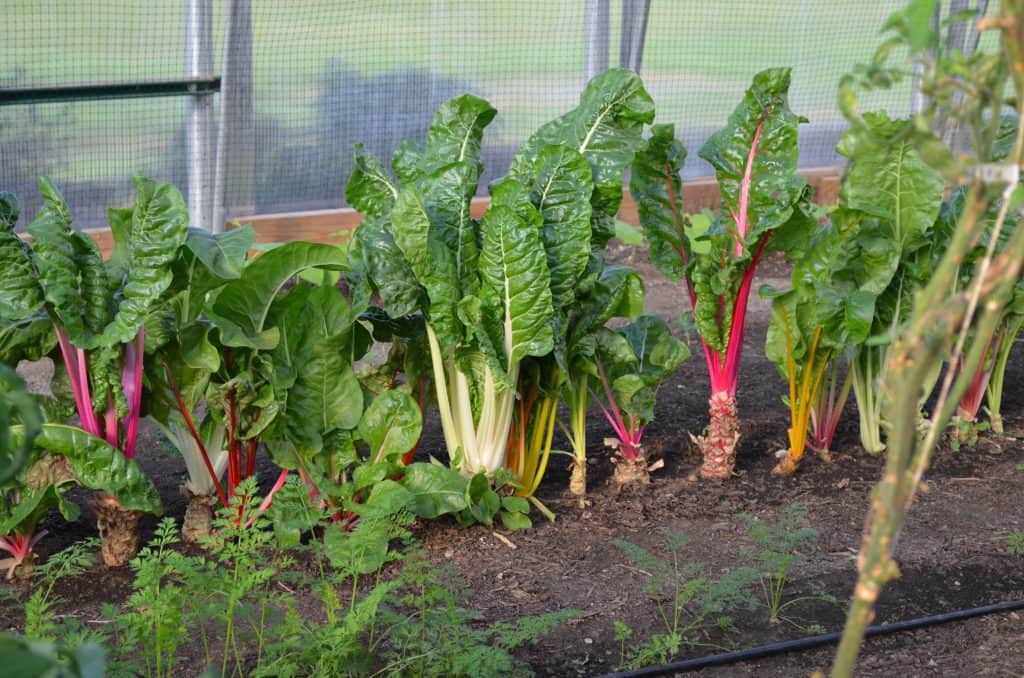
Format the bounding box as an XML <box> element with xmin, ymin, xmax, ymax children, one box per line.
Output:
<box><xmin>600</xmin><ymin>597</ymin><xmax>1024</xmax><ymax>677</ymax></box>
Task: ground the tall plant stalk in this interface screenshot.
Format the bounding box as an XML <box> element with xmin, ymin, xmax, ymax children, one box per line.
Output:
<box><xmin>831</xmin><ymin>3</ymin><xmax>1024</xmax><ymax>672</ymax></box>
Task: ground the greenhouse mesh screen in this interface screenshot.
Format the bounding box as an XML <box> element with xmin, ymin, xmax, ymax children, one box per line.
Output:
<box><xmin>1</xmin><ymin>0</ymin><xmax>916</xmax><ymax>229</ymax></box>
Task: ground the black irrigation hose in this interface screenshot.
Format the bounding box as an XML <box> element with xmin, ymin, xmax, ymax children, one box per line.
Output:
<box><xmin>600</xmin><ymin>597</ymin><xmax>1024</xmax><ymax>677</ymax></box>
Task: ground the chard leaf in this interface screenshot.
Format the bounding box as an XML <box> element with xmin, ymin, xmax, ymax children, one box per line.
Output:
<box><xmin>400</xmin><ymin>462</ymin><xmax>468</xmax><ymax>518</ymax></box>
<box><xmin>631</xmin><ymin>123</ymin><xmax>689</xmax><ymax>281</ymax></box>
<box><xmin>478</xmin><ymin>204</ymin><xmax>554</xmax><ymax>368</ymax></box>
<box><xmin>0</xmin><ymin>487</ymin><xmax>59</xmax><ymax>537</ymax></box>
<box><xmin>9</xmin><ymin>424</ymin><xmax>161</xmax><ymax>514</ymax></box>
<box><xmin>422</xmin><ymin>162</ymin><xmax>480</xmax><ymax>298</ymax></box>
<box><xmin>511</xmin><ymin>68</ymin><xmax>655</xmax><ymax>225</ymax></box>
<box><xmin>698</xmin><ymin>67</ymin><xmax>805</xmax><ymax>248</ymax></box>
<box><xmin>185</xmin><ymin>225</ymin><xmax>254</xmax><ymax>280</ymax></box>
<box><xmin>270</xmin><ymin>284</ymin><xmax>363</xmax><ymax>452</ymax></box>
<box><xmin>358</xmin><ymin>390</ymin><xmax>422</xmax><ymax>463</ymax></box>
<box><xmin>207</xmin><ymin>241</ymin><xmax>348</xmax><ymax>349</ymax></box>
<box><xmin>422</xmin><ymin>94</ymin><xmax>497</xmax><ymax>179</ymax></box>
<box><xmin>620</xmin><ymin>315</ymin><xmax>691</xmax><ymax>386</ymax></box>
<box><xmin>27</xmin><ymin>178</ymin><xmax>91</xmax><ymax>343</ymax></box>
<box><xmin>101</xmin><ymin>176</ymin><xmax>189</xmax><ymax>346</ymax></box>
<box><xmin>389</xmin><ymin>186</ymin><xmax>462</xmax><ymax>349</ymax></box>
<box><xmin>530</xmin><ymin>145</ymin><xmax>593</xmax><ymax>311</ymax></box>
<box><xmin>837</xmin><ymin>112</ymin><xmax>945</xmax><ymax>254</ymax></box>
<box><xmin>0</xmin><ymin>315</ymin><xmax>55</xmax><ymax>365</ymax></box>
<box><xmin>392</xmin><ymin>138</ymin><xmax>424</xmax><ymax>185</ymax></box>
<box><xmin>0</xmin><ymin>366</ymin><xmax>41</xmax><ymax>485</ymax></box>
<box><xmin>346</xmin><ymin>144</ymin><xmax>398</xmax><ymax>217</ymax></box>
<box><xmin>0</xmin><ymin>193</ymin><xmax>45</xmax><ymax>321</ymax></box>
<box><xmin>348</xmin><ymin>214</ymin><xmax>424</xmax><ymax>317</ymax></box>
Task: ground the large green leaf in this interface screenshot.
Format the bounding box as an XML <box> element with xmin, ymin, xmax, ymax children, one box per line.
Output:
<box><xmin>270</xmin><ymin>284</ymin><xmax>363</xmax><ymax>452</ymax></box>
<box><xmin>9</xmin><ymin>424</ymin><xmax>161</xmax><ymax>514</ymax></box>
<box><xmin>27</xmin><ymin>178</ymin><xmax>91</xmax><ymax>343</ymax></box>
<box><xmin>207</xmin><ymin>241</ymin><xmax>348</xmax><ymax>349</ymax></box>
<box><xmin>510</xmin><ymin>68</ymin><xmax>655</xmax><ymax>221</ymax></box>
<box><xmin>346</xmin><ymin>144</ymin><xmax>398</xmax><ymax>218</ymax></box>
<box><xmin>421</xmin><ymin>94</ymin><xmax>497</xmax><ymax>179</ymax></box>
<box><xmin>478</xmin><ymin>204</ymin><xmax>554</xmax><ymax>368</ymax></box>
<box><xmin>400</xmin><ymin>462</ymin><xmax>468</xmax><ymax>519</ymax></box>
<box><xmin>567</xmin><ymin>265</ymin><xmax>644</xmax><ymax>365</ymax></box>
<box><xmin>348</xmin><ymin>214</ymin><xmax>424</xmax><ymax>317</ymax></box>
<box><xmin>389</xmin><ymin>187</ymin><xmax>462</xmax><ymax>349</ymax></box>
<box><xmin>619</xmin><ymin>315</ymin><xmax>691</xmax><ymax>386</ymax></box>
<box><xmin>357</xmin><ymin>390</ymin><xmax>422</xmax><ymax>462</ymax></box>
<box><xmin>421</xmin><ymin>162</ymin><xmax>480</xmax><ymax>299</ymax></box>
<box><xmin>101</xmin><ymin>176</ymin><xmax>189</xmax><ymax>345</ymax></box>
<box><xmin>185</xmin><ymin>225</ymin><xmax>254</xmax><ymax>280</ymax></box>
<box><xmin>530</xmin><ymin>145</ymin><xmax>594</xmax><ymax>311</ymax></box>
<box><xmin>0</xmin><ymin>193</ymin><xmax>44</xmax><ymax>321</ymax></box>
<box><xmin>699</xmin><ymin>67</ymin><xmax>805</xmax><ymax>247</ymax></box>
<box><xmin>631</xmin><ymin>123</ymin><xmax>689</xmax><ymax>282</ymax></box>
<box><xmin>0</xmin><ymin>316</ymin><xmax>56</xmax><ymax>365</ymax></box>
<box><xmin>837</xmin><ymin>112</ymin><xmax>944</xmax><ymax>253</ymax></box>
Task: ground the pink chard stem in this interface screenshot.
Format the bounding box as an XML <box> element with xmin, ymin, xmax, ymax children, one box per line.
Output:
<box><xmin>122</xmin><ymin>329</ymin><xmax>146</xmax><ymax>459</ymax></box>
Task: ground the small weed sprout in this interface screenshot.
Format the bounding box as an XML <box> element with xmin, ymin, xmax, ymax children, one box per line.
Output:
<box><xmin>611</xmin><ymin>529</ymin><xmax>757</xmax><ymax>669</ymax></box>
<box><xmin>740</xmin><ymin>503</ymin><xmax>828</xmax><ymax>627</ymax></box>
<box><xmin>1006</xmin><ymin>532</ymin><xmax>1024</xmax><ymax>556</ymax></box>
<box><xmin>24</xmin><ymin>538</ymin><xmax>99</xmax><ymax>641</ymax></box>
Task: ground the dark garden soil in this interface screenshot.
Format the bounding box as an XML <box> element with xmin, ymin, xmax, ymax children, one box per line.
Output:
<box><xmin>5</xmin><ymin>246</ymin><xmax>1024</xmax><ymax>677</ymax></box>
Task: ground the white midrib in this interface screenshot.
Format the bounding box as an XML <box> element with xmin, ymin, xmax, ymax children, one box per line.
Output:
<box><xmin>892</xmin><ymin>141</ymin><xmax>907</xmax><ymax>245</ymax></box>
<box><xmin>578</xmin><ymin>98</ymin><xmax>618</xmax><ymax>155</ymax></box>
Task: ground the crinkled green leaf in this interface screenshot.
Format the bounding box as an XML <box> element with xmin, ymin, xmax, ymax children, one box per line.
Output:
<box><xmin>0</xmin><ymin>193</ymin><xmax>45</xmax><ymax>322</ymax></box>
<box><xmin>631</xmin><ymin>123</ymin><xmax>689</xmax><ymax>281</ymax></box>
<box><xmin>620</xmin><ymin>315</ymin><xmax>691</xmax><ymax>386</ymax></box>
<box><xmin>511</xmin><ymin>68</ymin><xmax>655</xmax><ymax>223</ymax></box>
<box><xmin>421</xmin><ymin>162</ymin><xmax>480</xmax><ymax>298</ymax></box>
<box><xmin>0</xmin><ymin>315</ymin><xmax>56</xmax><ymax>365</ymax></box>
<box><xmin>348</xmin><ymin>214</ymin><xmax>425</xmax><ymax>317</ymax></box>
<box><xmin>101</xmin><ymin>176</ymin><xmax>189</xmax><ymax>345</ymax></box>
<box><xmin>389</xmin><ymin>186</ymin><xmax>462</xmax><ymax>350</ymax></box>
<box><xmin>699</xmin><ymin>67</ymin><xmax>805</xmax><ymax>247</ymax></box>
<box><xmin>270</xmin><ymin>284</ymin><xmax>363</xmax><ymax>452</ymax></box>
<box><xmin>530</xmin><ymin>145</ymin><xmax>593</xmax><ymax>310</ymax></box>
<box><xmin>9</xmin><ymin>424</ymin><xmax>161</xmax><ymax>514</ymax></box>
<box><xmin>0</xmin><ymin>366</ymin><xmax>41</xmax><ymax>484</ymax></box>
<box><xmin>346</xmin><ymin>144</ymin><xmax>399</xmax><ymax>217</ymax></box>
<box><xmin>478</xmin><ymin>204</ymin><xmax>554</xmax><ymax>368</ymax></box>
<box><xmin>421</xmin><ymin>94</ymin><xmax>497</xmax><ymax>179</ymax></box>
<box><xmin>838</xmin><ymin>112</ymin><xmax>944</xmax><ymax>254</ymax></box>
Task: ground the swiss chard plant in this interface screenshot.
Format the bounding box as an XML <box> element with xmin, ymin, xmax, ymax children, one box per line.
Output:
<box><xmin>142</xmin><ymin>224</ymin><xmax>255</xmax><ymax>541</ymax></box>
<box><xmin>835</xmin><ymin>112</ymin><xmax>948</xmax><ymax>455</ymax></box>
<box><xmin>591</xmin><ymin>315</ymin><xmax>690</xmax><ymax>483</ymax></box>
<box><xmin>347</xmin><ymin>69</ymin><xmax>656</xmax><ymax>502</ymax></box>
<box><xmin>632</xmin><ymin>68</ymin><xmax>810</xmax><ymax>478</ymax></box>
<box><xmin>760</xmin><ymin>194</ymin><xmax>903</xmax><ymax>473</ymax></box>
<box><xmin>146</xmin><ymin>240</ymin><xmax>354</xmax><ymax>529</ymax></box>
<box><xmin>0</xmin><ymin>178</ymin><xmax>185</xmax><ymax>565</ymax></box>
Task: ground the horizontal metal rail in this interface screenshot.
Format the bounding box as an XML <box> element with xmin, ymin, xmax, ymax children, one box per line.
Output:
<box><xmin>0</xmin><ymin>77</ymin><xmax>220</xmax><ymax>106</ymax></box>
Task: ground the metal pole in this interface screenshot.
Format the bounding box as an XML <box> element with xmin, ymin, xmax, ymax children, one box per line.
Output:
<box><xmin>619</xmin><ymin>0</ymin><xmax>651</xmax><ymax>73</ymax></box>
<box><xmin>583</xmin><ymin>0</ymin><xmax>610</xmax><ymax>84</ymax></box>
<box><xmin>212</xmin><ymin>0</ymin><xmax>245</xmax><ymax>234</ymax></box>
<box><xmin>185</xmin><ymin>0</ymin><xmax>214</xmax><ymax>231</ymax></box>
